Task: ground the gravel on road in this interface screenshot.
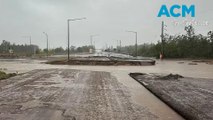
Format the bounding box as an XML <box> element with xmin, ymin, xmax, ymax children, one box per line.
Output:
<box><xmin>0</xmin><ymin>69</ymin><xmax>157</xmax><ymax>120</ymax></box>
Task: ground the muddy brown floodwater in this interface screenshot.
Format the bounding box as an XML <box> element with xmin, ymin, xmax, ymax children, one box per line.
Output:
<box><xmin>0</xmin><ymin>59</ymin><xmax>213</xmax><ymax>120</ymax></box>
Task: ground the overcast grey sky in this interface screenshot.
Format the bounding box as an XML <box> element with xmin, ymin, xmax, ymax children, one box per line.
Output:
<box><xmin>0</xmin><ymin>0</ymin><xmax>212</xmax><ymax>49</ymax></box>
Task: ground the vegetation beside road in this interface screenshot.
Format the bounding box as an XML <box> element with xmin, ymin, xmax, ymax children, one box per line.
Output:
<box><xmin>1</xmin><ymin>25</ymin><xmax>212</xmax><ymax>59</ymax></box>
<box><xmin>0</xmin><ymin>39</ymin><xmax>94</xmax><ymax>58</ymax></box>
<box><xmin>120</xmin><ymin>25</ymin><xmax>213</xmax><ymax>59</ymax></box>
<box><xmin>0</xmin><ymin>71</ymin><xmax>17</xmax><ymax>80</ymax></box>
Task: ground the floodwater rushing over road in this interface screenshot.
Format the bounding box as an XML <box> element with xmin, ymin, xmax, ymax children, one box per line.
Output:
<box><xmin>0</xmin><ymin>59</ymin><xmax>213</xmax><ymax>119</ymax></box>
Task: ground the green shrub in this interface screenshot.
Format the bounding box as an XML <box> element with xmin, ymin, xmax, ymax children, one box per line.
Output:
<box><xmin>0</xmin><ymin>71</ymin><xmax>17</xmax><ymax>80</ymax></box>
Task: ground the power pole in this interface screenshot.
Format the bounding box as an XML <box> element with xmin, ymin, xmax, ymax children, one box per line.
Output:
<box><xmin>161</xmin><ymin>21</ymin><xmax>164</xmax><ymax>55</ymax></box>
<box><xmin>134</xmin><ymin>32</ymin><xmax>138</xmax><ymax>57</ymax></box>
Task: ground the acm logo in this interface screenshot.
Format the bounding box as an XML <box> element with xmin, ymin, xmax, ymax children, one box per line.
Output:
<box><xmin>158</xmin><ymin>5</ymin><xmax>195</xmax><ymax>17</ymax></box>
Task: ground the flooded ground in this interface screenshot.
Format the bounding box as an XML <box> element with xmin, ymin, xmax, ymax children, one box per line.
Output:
<box><xmin>0</xmin><ymin>58</ymin><xmax>213</xmax><ymax>119</ymax></box>
<box><xmin>1</xmin><ymin>59</ymin><xmax>213</xmax><ymax>79</ymax></box>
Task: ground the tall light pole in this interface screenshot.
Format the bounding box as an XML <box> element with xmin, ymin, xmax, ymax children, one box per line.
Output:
<box><xmin>126</xmin><ymin>31</ymin><xmax>138</xmax><ymax>57</ymax></box>
<box><xmin>67</xmin><ymin>17</ymin><xmax>86</xmax><ymax>61</ymax></box>
<box><xmin>43</xmin><ymin>32</ymin><xmax>48</xmax><ymax>57</ymax></box>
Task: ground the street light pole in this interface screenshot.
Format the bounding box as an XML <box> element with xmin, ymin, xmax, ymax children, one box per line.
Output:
<box><xmin>67</xmin><ymin>17</ymin><xmax>86</xmax><ymax>61</ymax></box>
<box><xmin>43</xmin><ymin>32</ymin><xmax>48</xmax><ymax>57</ymax></box>
<box><xmin>126</xmin><ymin>31</ymin><xmax>138</xmax><ymax>57</ymax></box>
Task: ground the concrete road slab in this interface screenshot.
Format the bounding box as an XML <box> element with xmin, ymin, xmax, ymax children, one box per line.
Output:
<box><xmin>0</xmin><ymin>69</ymin><xmax>158</xmax><ymax>120</ymax></box>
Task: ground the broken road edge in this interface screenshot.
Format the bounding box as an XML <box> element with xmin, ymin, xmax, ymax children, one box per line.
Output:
<box><xmin>129</xmin><ymin>73</ymin><xmax>213</xmax><ymax>120</ymax></box>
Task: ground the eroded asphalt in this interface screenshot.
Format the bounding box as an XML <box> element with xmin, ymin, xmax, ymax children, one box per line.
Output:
<box><xmin>0</xmin><ymin>69</ymin><xmax>158</xmax><ymax>120</ymax></box>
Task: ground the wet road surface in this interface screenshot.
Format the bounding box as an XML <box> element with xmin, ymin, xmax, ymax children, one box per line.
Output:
<box><xmin>0</xmin><ymin>69</ymin><xmax>158</xmax><ymax>120</ymax></box>
<box><xmin>2</xmin><ymin>59</ymin><xmax>212</xmax><ymax>119</ymax></box>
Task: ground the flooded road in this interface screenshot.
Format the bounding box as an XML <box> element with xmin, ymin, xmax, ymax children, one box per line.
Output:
<box><xmin>0</xmin><ymin>59</ymin><xmax>213</xmax><ymax>120</ymax></box>
<box><xmin>1</xmin><ymin>59</ymin><xmax>213</xmax><ymax>79</ymax></box>
<box><xmin>0</xmin><ymin>69</ymin><xmax>158</xmax><ymax>120</ymax></box>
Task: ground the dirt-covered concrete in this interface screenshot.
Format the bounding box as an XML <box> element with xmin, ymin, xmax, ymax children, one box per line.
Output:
<box><xmin>130</xmin><ymin>73</ymin><xmax>213</xmax><ymax>120</ymax></box>
<box><xmin>46</xmin><ymin>57</ymin><xmax>155</xmax><ymax>66</ymax></box>
<box><xmin>0</xmin><ymin>69</ymin><xmax>158</xmax><ymax>120</ymax></box>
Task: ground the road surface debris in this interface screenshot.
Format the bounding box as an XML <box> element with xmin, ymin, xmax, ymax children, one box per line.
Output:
<box><xmin>0</xmin><ymin>69</ymin><xmax>157</xmax><ymax>120</ymax></box>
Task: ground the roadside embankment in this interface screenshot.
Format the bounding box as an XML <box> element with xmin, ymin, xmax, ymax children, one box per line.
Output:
<box><xmin>129</xmin><ymin>73</ymin><xmax>213</xmax><ymax>120</ymax></box>
<box><xmin>46</xmin><ymin>57</ymin><xmax>155</xmax><ymax>66</ymax></box>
